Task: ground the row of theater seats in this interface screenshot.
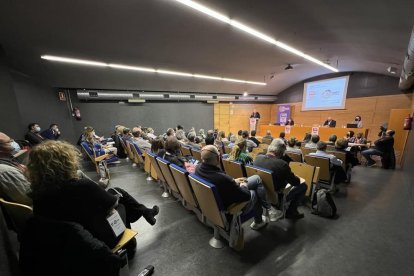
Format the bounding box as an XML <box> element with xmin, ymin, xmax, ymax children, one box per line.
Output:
<box><xmin>143</xmin><ymin>146</ymin><xmax>321</xmax><ymax>250</ymax></box>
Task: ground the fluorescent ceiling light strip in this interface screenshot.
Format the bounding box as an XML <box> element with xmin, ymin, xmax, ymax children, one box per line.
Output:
<box><xmin>108</xmin><ymin>63</ymin><xmax>156</xmax><ymax>72</ymax></box>
<box><xmin>41</xmin><ymin>55</ymin><xmax>266</xmax><ymax>85</ymax></box>
<box><xmin>41</xmin><ymin>55</ymin><xmax>107</xmax><ymax>67</ymax></box>
<box><xmin>172</xmin><ymin>0</ymin><xmax>339</xmax><ymax>72</ymax></box>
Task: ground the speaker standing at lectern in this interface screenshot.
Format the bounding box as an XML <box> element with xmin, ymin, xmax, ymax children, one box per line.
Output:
<box><xmin>250</xmin><ymin>109</ymin><xmax>261</xmax><ymax>131</ymax></box>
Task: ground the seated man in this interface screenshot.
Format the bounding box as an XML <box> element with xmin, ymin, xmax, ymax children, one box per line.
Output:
<box><xmin>304</xmin><ymin>134</ymin><xmax>320</xmax><ymax>149</ymax></box>
<box><xmin>326</xmin><ymin>134</ymin><xmax>337</xmax><ymax>145</ymax></box>
<box><xmin>25</xmin><ymin>123</ymin><xmax>45</xmax><ymax>146</ymax></box>
<box><xmin>0</xmin><ymin>132</ymin><xmax>32</xmax><ymax>205</ymax></box>
<box><xmin>40</xmin><ymin>123</ymin><xmax>61</xmax><ymax>140</ymax></box>
<box><xmin>309</xmin><ymin>141</ymin><xmax>347</xmax><ymax>183</ymax></box>
<box><xmin>195</xmin><ymin>145</ymin><xmax>269</xmax><ymax>230</ymax></box>
<box><xmin>279</xmin><ymin>132</ymin><xmax>287</xmax><ymax>145</ymax></box>
<box><xmin>262</xmin><ymin>130</ymin><xmax>273</xmax><ymax>141</ymax></box>
<box><xmin>132</xmin><ymin>128</ymin><xmax>151</xmax><ymax>152</ymax></box>
<box><xmin>362</xmin><ymin>130</ymin><xmax>395</xmax><ymax>168</ymax></box>
<box><xmin>227</xmin><ymin>135</ymin><xmax>237</xmax><ymax>148</ymax></box>
<box><xmin>323</xmin><ymin>117</ymin><xmax>336</xmax><ymax>127</ymax></box>
<box><xmin>121</xmin><ymin>128</ymin><xmax>133</xmax><ymax>143</ymax></box>
<box><xmin>335</xmin><ymin>138</ymin><xmax>359</xmax><ymax>167</ymax></box>
<box><xmin>286</xmin><ymin>137</ymin><xmax>302</xmax><ymax>155</ymax></box>
<box><xmin>249</xmin><ymin>130</ymin><xmax>261</xmax><ymax>146</ymax></box>
<box><xmin>254</xmin><ymin>139</ymin><xmax>307</xmax><ymax>219</ymax></box>
<box><xmin>241</xmin><ymin>130</ymin><xmax>257</xmax><ymax>151</ymax></box>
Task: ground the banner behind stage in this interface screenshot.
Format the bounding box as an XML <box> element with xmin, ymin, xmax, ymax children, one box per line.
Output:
<box><xmin>277</xmin><ymin>105</ymin><xmax>291</xmax><ymax>124</ymax></box>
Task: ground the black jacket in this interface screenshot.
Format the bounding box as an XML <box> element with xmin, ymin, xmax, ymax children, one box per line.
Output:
<box><xmin>24</xmin><ymin>132</ymin><xmax>44</xmax><ymax>146</ymax></box>
<box><xmin>323</xmin><ymin>120</ymin><xmax>336</xmax><ymax>127</ymax></box>
<box><xmin>20</xmin><ymin>216</ymin><xmax>122</xmax><ymax>276</ymax></box>
<box><xmin>250</xmin><ymin>112</ymin><xmax>261</xmax><ymax>119</ymax></box>
<box><xmin>253</xmin><ymin>154</ymin><xmax>299</xmax><ymax>191</ymax></box>
<box><xmin>195</xmin><ymin>163</ymin><xmax>250</xmax><ymax>209</ymax></box>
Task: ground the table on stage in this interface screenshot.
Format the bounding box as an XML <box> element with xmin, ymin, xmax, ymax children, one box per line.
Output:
<box><xmin>257</xmin><ymin>125</ymin><xmax>369</xmax><ymax>142</ymax></box>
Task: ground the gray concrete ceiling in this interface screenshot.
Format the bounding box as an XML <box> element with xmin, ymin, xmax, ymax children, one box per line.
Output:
<box><xmin>0</xmin><ymin>0</ymin><xmax>412</xmax><ymax>95</ymax></box>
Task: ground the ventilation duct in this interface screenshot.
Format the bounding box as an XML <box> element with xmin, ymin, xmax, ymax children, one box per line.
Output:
<box><xmin>399</xmin><ymin>26</ymin><xmax>414</xmax><ymax>90</ymax></box>
<box><xmin>76</xmin><ymin>90</ymin><xmax>277</xmax><ymax>102</ymax></box>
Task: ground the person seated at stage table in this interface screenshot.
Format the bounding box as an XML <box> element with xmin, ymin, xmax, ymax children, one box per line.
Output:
<box><xmin>362</xmin><ymin>130</ymin><xmax>395</xmax><ymax>168</ymax></box>
<box><xmin>286</xmin><ymin>137</ymin><xmax>302</xmax><ymax>155</ymax></box>
<box><xmin>254</xmin><ymin>139</ymin><xmax>307</xmax><ymax>219</ymax></box>
<box><xmin>304</xmin><ymin>135</ymin><xmax>320</xmax><ymax>149</ymax></box>
<box><xmin>41</xmin><ymin>123</ymin><xmax>61</xmax><ymax>140</ymax></box>
<box><xmin>352</xmin><ymin>115</ymin><xmax>363</xmax><ymax>128</ymax></box>
<box><xmin>227</xmin><ymin>138</ymin><xmax>253</xmax><ymax>165</ymax></box>
<box><xmin>323</xmin><ymin>117</ymin><xmax>337</xmax><ymax>128</ymax></box>
<box><xmin>249</xmin><ymin>130</ymin><xmax>261</xmax><ymax>146</ymax></box>
<box><xmin>327</xmin><ymin>134</ymin><xmax>337</xmax><ymax>145</ymax></box>
<box><xmin>286</xmin><ymin>118</ymin><xmax>294</xmax><ymax>126</ymax></box>
<box><xmin>195</xmin><ymin>145</ymin><xmax>269</xmax><ymax>230</ymax></box>
<box><xmin>263</xmin><ymin>130</ymin><xmax>273</xmax><ymax>141</ymax></box>
<box><xmin>346</xmin><ymin>130</ymin><xmax>356</xmax><ymax>143</ymax></box>
<box><xmin>241</xmin><ymin>130</ymin><xmax>257</xmax><ymax>151</ymax></box>
<box><xmin>25</xmin><ymin>123</ymin><xmax>45</xmax><ymax>146</ymax></box>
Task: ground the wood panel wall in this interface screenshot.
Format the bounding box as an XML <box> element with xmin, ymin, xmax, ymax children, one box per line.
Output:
<box><xmin>214</xmin><ymin>93</ymin><xmax>413</xmax><ymax>141</ymax></box>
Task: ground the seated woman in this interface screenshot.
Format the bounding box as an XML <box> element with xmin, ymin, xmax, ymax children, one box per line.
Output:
<box><xmin>160</xmin><ymin>137</ymin><xmax>187</xmax><ymax>169</ymax></box>
<box><xmin>26</xmin><ymin>141</ymin><xmax>159</xmax><ymax>251</ymax></box>
<box><xmin>227</xmin><ymin>138</ymin><xmax>253</xmax><ymax>165</ymax></box>
<box><xmin>85</xmin><ymin>127</ymin><xmax>118</xmax><ymax>156</ymax></box>
<box><xmin>151</xmin><ymin>137</ymin><xmax>165</xmax><ymax>156</ymax></box>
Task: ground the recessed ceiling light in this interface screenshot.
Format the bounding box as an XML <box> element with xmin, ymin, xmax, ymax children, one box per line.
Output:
<box><xmin>243</xmin><ymin>92</ymin><xmax>248</xmax><ymax>96</ymax></box>
<box><xmin>173</xmin><ymin>0</ymin><xmax>338</xmax><ymax>72</ymax></box>
<box><xmin>40</xmin><ymin>55</ymin><xmax>266</xmax><ymax>86</ymax></box>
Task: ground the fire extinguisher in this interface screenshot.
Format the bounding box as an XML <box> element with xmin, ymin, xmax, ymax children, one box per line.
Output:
<box><xmin>403</xmin><ymin>114</ymin><xmax>413</xmax><ymax>130</ymax></box>
<box><xmin>72</xmin><ymin>107</ymin><xmax>82</xmax><ymax>121</ymax></box>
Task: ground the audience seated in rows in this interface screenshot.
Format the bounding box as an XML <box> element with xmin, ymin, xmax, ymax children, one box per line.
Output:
<box><xmin>22</xmin><ymin>141</ymin><xmax>159</xmax><ymax>257</ymax></box>
<box><xmin>40</xmin><ymin>123</ymin><xmax>61</xmax><ymax>140</ymax></box>
<box><xmin>327</xmin><ymin>134</ymin><xmax>337</xmax><ymax>145</ymax></box>
<box><xmin>195</xmin><ymin>145</ymin><xmax>269</xmax><ymax>230</ymax></box>
<box><xmin>160</xmin><ymin>137</ymin><xmax>186</xmax><ymax>169</ymax></box>
<box><xmin>242</xmin><ymin>130</ymin><xmax>257</xmax><ymax>151</ymax></box>
<box><xmin>249</xmin><ymin>130</ymin><xmax>261</xmax><ymax>146</ymax></box>
<box><xmin>262</xmin><ymin>130</ymin><xmax>273</xmax><ymax>141</ymax></box>
<box><xmin>304</xmin><ymin>135</ymin><xmax>320</xmax><ymax>149</ymax></box>
<box><xmin>132</xmin><ymin>128</ymin><xmax>151</xmax><ymax>152</ymax></box>
<box><xmin>254</xmin><ymin>139</ymin><xmax>307</xmax><ymax>219</ymax></box>
<box><xmin>362</xmin><ymin>130</ymin><xmax>395</xmax><ymax>168</ymax></box>
<box><xmin>25</xmin><ymin>123</ymin><xmax>45</xmax><ymax>146</ymax></box>
<box><xmin>309</xmin><ymin>141</ymin><xmax>347</xmax><ymax>183</ymax></box>
<box><xmin>227</xmin><ymin>139</ymin><xmax>253</xmax><ymax>165</ymax></box>
<box><xmin>286</xmin><ymin>137</ymin><xmax>302</xmax><ymax>155</ymax></box>
<box><xmin>0</xmin><ymin>132</ymin><xmax>32</xmax><ymax>205</ymax></box>
<box><xmin>227</xmin><ymin>135</ymin><xmax>237</xmax><ymax>148</ymax></box>
<box><xmin>187</xmin><ymin>132</ymin><xmax>201</xmax><ymax>150</ymax></box>
<box><xmin>85</xmin><ymin>127</ymin><xmax>118</xmax><ymax>156</ymax></box>
<box><xmin>279</xmin><ymin>132</ymin><xmax>287</xmax><ymax>145</ymax></box>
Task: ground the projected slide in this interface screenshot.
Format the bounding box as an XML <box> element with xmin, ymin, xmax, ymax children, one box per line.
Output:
<box><xmin>302</xmin><ymin>76</ymin><xmax>349</xmax><ymax>111</ymax></box>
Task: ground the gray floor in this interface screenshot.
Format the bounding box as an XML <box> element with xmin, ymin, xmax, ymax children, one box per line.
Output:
<box><xmin>83</xmin><ymin>160</ymin><xmax>414</xmax><ymax>276</ymax></box>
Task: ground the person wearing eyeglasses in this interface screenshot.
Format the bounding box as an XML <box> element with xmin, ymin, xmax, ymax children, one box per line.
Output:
<box><xmin>0</xmin><ymin>132</ymin><xmax>32</xmax><ymax>205</ymax></box>
<box><xmin>195</xmin><ymin>145</ymin><xmax>277</xmax><ymax>230</ymax></box>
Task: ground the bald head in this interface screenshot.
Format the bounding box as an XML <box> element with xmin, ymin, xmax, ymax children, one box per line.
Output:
<box><xmin>201</xmin><ymin>145</ymin><xmax>219</xmax><ymax>166</ymax></box>
<box><xmin>0</xmin><ymin>132</ymin><xmax>12</xmax><ymax>157</ymax></box>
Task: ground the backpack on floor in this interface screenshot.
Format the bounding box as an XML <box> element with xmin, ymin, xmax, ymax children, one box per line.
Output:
<box><xmin>311</xmin><ymin>189</ymin><xmax>337</xmax><ymax>218</ymax></box>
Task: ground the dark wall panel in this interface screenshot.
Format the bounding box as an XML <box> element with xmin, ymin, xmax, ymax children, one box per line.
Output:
<box><xmin>70</xmin><ymin>94</ymin><xmax>214</xmax><ymax>138</ymax></box>
<box><xmin>11</xmin><ymin>73</ymin><xmax>77</xmax><ymax>143</ymax></box>
<box><xmin>276</xmin><ymin>72</ymin><xmax>401</xmax><ymax>104</ymax></box>
<box><xmin>0</xmin><ymin>47</ymin><xmax>23</xmax><ymax>138</ymax></box>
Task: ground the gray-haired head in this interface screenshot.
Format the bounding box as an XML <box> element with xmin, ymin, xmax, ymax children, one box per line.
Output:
<box><xmin>187</xmin><ymin>131</ymin><xmax>196</xmax><ymax>142</ymax></box>
<box><xmin>267</xmin><ymin>138</ymin><xmax>286</xmax><ymax>157</ymax></box>
<box><xmin>176</xmin><ymin>129</ymin><xmax>185</xmax><ymax>140</ymax></box>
